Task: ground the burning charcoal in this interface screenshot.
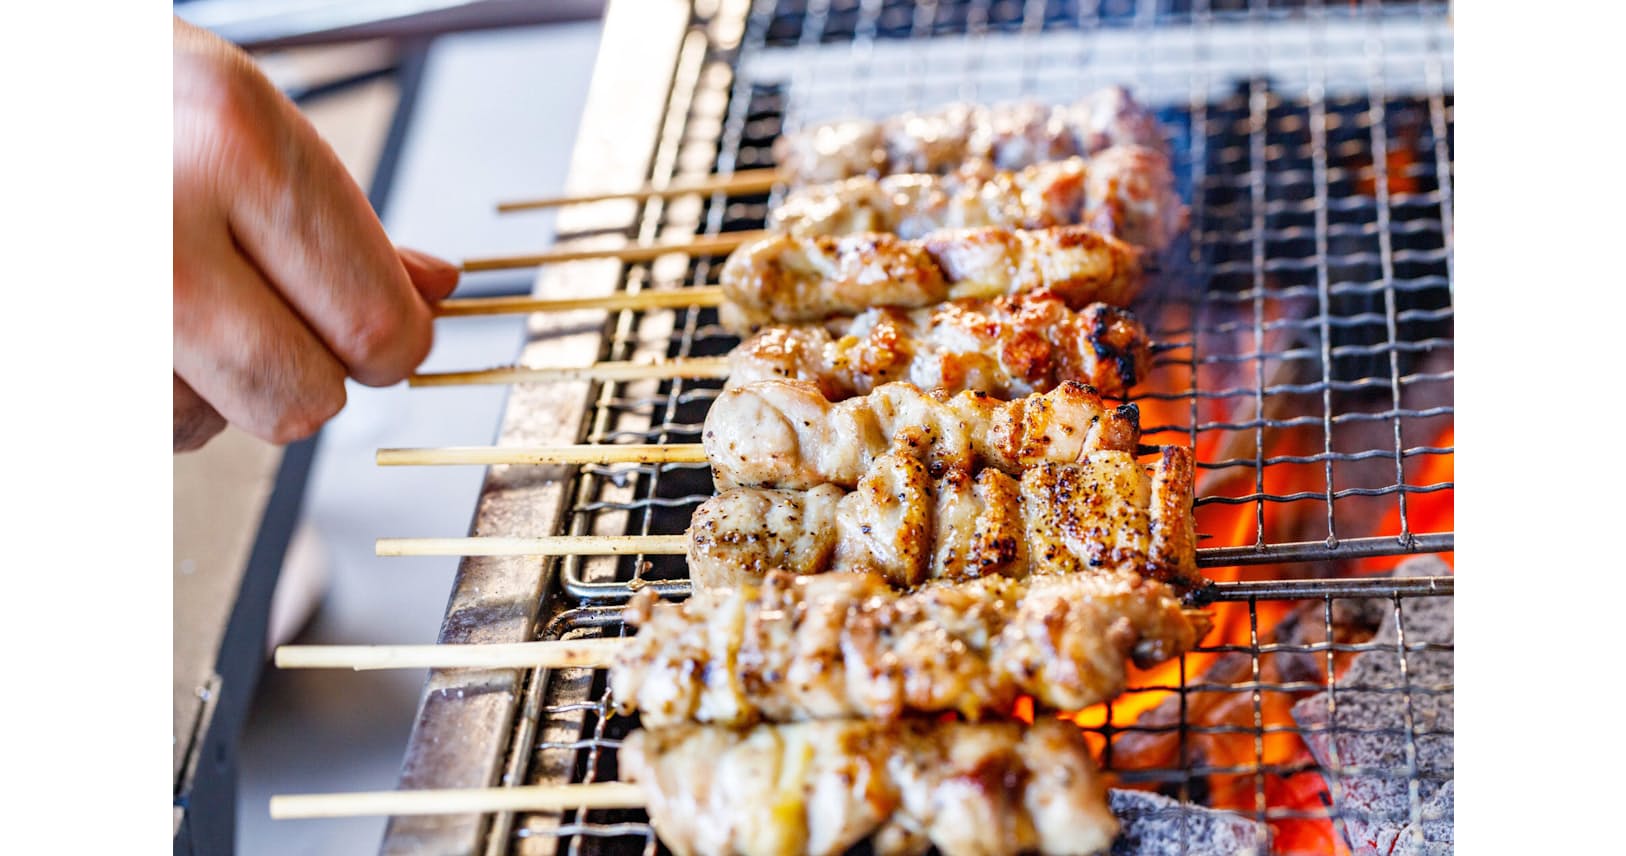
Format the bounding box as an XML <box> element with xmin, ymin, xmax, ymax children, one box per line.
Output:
<box><xmin>1271</xmin><ymin>580</ymin><xmax>1394</xmax><ymax>686</ymax></box>
<box><xmin>1109</xmin><ymin>652</ymin><xmax>1251</xmax><ymax>772</ymax></box>
<box><xmin>1392</xmin><ymin>780</ymin><xmax>1453</xmax><ymax>856</ymax></box>
<box><xmin>1108</xmin><ymin>788</ymin><xmax>1270</xmax><ymax>856</ymax></box>
<box><xmin>1291</xmin><ymin>556</ymin><xmax>1453</xmax><ymax>856</ymax></box>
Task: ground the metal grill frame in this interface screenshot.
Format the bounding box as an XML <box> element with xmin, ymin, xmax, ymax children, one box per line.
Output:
<box><xmin>384</xmin><ymin>1</ymin><xmax>1454</xmax><ymax>854</ymax></box>
<box><xmin>508</xmin><ymin>575</ymin><xmax>1452</xmax><ymax>856</ymax></box>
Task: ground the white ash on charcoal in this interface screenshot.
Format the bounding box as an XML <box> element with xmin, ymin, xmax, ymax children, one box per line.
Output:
<box><xmin>1291</xmin><ymin>555</ymin><xmax>1453</xmax><ymax>856</ymax></box>
<box><xmin>1108</xmin><ymin>789</ymin><xmax>1270</xmax><ymax>856</ymax></box>
<box><xmin>1388</xmin><ymin>780</ymin><xmax>1452</xmax><ymax>856</ymax></box>
<box><xmin>1108</xmin><ymin>589</ymin><xmax>1389</xmax><ymax>779</ymax></box>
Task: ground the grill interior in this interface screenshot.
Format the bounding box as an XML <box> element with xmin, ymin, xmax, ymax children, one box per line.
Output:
<box><xmin>391</xmin><ymin>2</ymin><xmax>1454</xmax><ymax>854</ymax></box>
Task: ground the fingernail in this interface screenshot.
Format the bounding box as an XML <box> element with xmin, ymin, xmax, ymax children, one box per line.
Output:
<box><xmin>399</xmin><ymin>246</ymin><xmax>457</xmax><ymax>275</ymax></box>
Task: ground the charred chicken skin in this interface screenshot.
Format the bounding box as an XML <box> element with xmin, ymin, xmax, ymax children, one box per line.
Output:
<box><xmin>703</xmin><ymin>379</ymin><xmax>1140</xmax><ymax>491</ymax></box>
<box><xmin>725</xmin><ymin>293</ymin><xmax>1151</xmax><ymax>400</ymax></box>
<box><xmin>687</xmin><ymin>447</ymin><xmax>1198</xmax><ymax>590</ymax></box>
<box><xmin>612</xmin><ymin>569</ymin><xmax>1208</xmax><ymax>727</ymax></box>
<box><xmin>717</xmin><ymin>225</ymin><xmax>1141</xmax><ymax>332</ymax></box>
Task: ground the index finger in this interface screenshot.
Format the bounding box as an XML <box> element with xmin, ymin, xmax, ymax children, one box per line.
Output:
<box><xmin>209</xmin><ymin>65</ymin><xmax>434</xmax><ymax>387</ymax></box>
<box><xmin>398</xmin><ymin>247</ymin><xmax>460</xmax><ymax>304</ymax></box>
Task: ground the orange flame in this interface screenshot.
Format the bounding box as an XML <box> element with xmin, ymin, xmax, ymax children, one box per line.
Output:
<box><xmin>1073</xmin><ymin>301</ymin><xmax>1453</xmax><ymax>853</ymax></box>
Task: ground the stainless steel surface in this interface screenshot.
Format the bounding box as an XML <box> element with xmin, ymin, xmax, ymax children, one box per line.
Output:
<box><xmin>383</xmin><ymin>3</ymin><xmax>696</xmax><ymax>852</ymax></box>
<box><xmin>394</xmin><ymin>1</ymin><xmax>1454</xmax><ymax>853</ymax></box>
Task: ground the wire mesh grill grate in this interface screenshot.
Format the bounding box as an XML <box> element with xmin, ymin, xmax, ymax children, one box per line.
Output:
<box><xmin>510</xmin><ymin>580</ymin><xmax>1452</xmax><ymax>856</ymax></box>
<box><xmin>470</xmin><ymin>1</ymin><xmax>1452</xmax><ymax>854</ymax></box>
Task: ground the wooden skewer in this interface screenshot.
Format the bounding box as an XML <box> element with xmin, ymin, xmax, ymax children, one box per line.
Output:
<box><xmin>434</xmin><ymin>285</ymin><xmax>724</xmax><ymax>317</ymax></box>
<box><xmin>276</xmin><ymin>637</ymin><xmax>623</xmax><ymax>671</ymax></box>
<box><xmin>417</xmin><ymin>281</ymin><xmax>1009</xmax><ymax>389</ymax></box>
<box><xmin>496</xmin><ymin>168</ymin><xmax>782</xmax><ymax>212</ymax></box>
<box><xmin>271</xmin><ymin>781</ymin><xmax>644</xmax><ymax>820</ymax></box>
<box><xmin>410</xmin><ymin>357</ymin><xmax>729</xmax><ymax>388</ymax></box>
<box><xmin>376</xmin><ymin>534</ymin><xmax>687</xmax><ymax>557</ymax></box>
<box><xmin>460</xmin><ymin>231</ymin><xmax>766</xmax><ymax>272</ymax></box>
<box><xmin>377</xmin><ymin>444</ymin><xmax>707</xmax><ymax>467</ymax></box>
<box><xmin>434</xmin><ymin>277</ymin><xmax>993</xmax><ymax>321</ymax></box>
<box><xmin>276</xmin><ymin>609</ymin><xmax>1213</xmax><ymax>671</ymax></box>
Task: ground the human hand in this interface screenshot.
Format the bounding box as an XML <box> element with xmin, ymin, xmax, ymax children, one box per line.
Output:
<box><xmin>173</xmin><ymin>17</ymin><xmax>458</xmax><ymax>452</ymax></box>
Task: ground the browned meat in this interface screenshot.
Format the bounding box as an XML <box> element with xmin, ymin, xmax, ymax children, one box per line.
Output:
<box><xmin>619</xmin><ymin>718</ymin><xmax>1119</xmax><ymax>856</ymax></box>
<box><xmin>771</xmin><ymin>159</ymin><xmax>1089</xmax><ymax>240</ymax></box>
<box><xmin>1021</xmin><ymin>446</ymin><xmax>1198</xmax><ymax>587</ymax></box>
<box><xmin>772</xmin><ymin>149</ymin><xmax>1186</xmax><ymax>252</ymax></box>
<box><xmin>726</xmin><ymin>294</ymin><xmax>1151</xmax><ymax>400</ymax></box>
<box><xmin>612</xmin><ymin>570</ymin><xmax>1207</xmax><ymax>727</ymax></box>
<box><xmin>1079</xmin><ymin>145</ymin><xmax>1188</xmax><ymax>251</ymax></box>
<box><xmin>718</xmin><ymin>225</ymin><xmax>1141</xmax><ymax>331</ymax></box>
<box><xmin>772</xmin><ymin>85</ymin><xmax>1165</xmax><ymax>184</ymax></box>
<box><xmin>687</xmin><ymin>448</ymin><xmax>1199</xmax><ymax>590</ymax></box>
<box><xmin>702</xmin><ymin>379</ymin><xmax>1140</xmax><ymax>490</ymax></box>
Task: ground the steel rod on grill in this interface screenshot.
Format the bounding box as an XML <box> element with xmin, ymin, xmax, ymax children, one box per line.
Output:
<box><xmin>435</xmin><ymin>286</ymin><xmax>724</xmax><ymax>317</ymax></box>
<box><xmin>460</xmin><ymin>231</ymin><xmax>766</xmax><ymax>272</ymax></box>
<box><xmin>496</xmin><ymin>168</ymin><xmax>781</xmax><ymax>211</ymax></box>
<box><xmin>410</xmin><ymin>357</ymin><xmax>729</xmax><ymax>388</ymax></box>
<box><xmin>376</xmin><ymin>535</ymin><xmax>688</xmax><ymax>557</ymax></box>
<box><xmin>374</xmin><ymin>534</ymin><xmax>1432</xmax><ymax>566</ymax></box>
<box><xmin>271</xmin><ymin>782</ymin><xmax>645</xmax><ymax>819</ymax></box>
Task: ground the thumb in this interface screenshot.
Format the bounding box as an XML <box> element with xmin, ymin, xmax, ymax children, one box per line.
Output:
<box><xmin>397</xmin><ymin>247</ymin><xmax>461</xmax><ymax>304</ymax></box>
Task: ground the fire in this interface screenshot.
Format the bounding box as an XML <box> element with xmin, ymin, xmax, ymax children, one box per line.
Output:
<box><xmin>1061</xmin><ymin>294</ymin><xmax>1454</xmax><ymax>853</ymax></box>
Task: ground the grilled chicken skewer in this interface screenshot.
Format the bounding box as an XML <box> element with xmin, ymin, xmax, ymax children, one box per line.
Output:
<box><xmin>775</xmin><ymin>85</ymin><xmax>1164</xmax><ymax>184</ymax></box>
<box><xmin>491</xmin><ymin>84</ymin><xmax>1162</xmax><ymax>198</ymax></box>
<box><xmin>282</xmin><ymin>569</ymin><xmax>1209</xmax><ymax>724</ymax></box>
<box><xmin>727</xmin><ymin>293</ymin><xmax>1150</xmax><ymax>399</ymax></box>
<box><xmin>703</xmin><ymin>378</ymin><xmax>1140</xmax><ymax>490</ymax></box>
<box><xmin>773</xmin><ymin>148</ymin><xmax>1186</xmax><ymax>252</ymax></box>
<box><xmin>689</xmin><ymin>448</ymin><xmax>1197</xmax><ymax>590</ymax></box>
<box><xmin>623</xmin><ymin>718</ymin><xmax>1119</xmax><ymax>856</ymax></box>
<box><xmin>719</xmin><ymin>224</ymin><xmax>1141</xmax><ymax>332</ymax></box>
<box><xmin>383</xmin><ymin>377</ymin><xmax>1142</xmax><ymax>490</ymax></box>
<box><xmin>613</xmin><ymin>569</ymin><xmax>1206</xmax><ymax>725</ymax></box>
<box><xmin>374</xmin><ymin>446</ymin><xmax>1197</xmax><ymax>587</ymax></box>
<box><xmin>273</xmin><ymin>718</ymin><xmax>1120</xmax><ymax>856</ymax></box>
<box><xmin>455</xmin><ymin>144</ymin><xmax>1183</xmax><ymax>322</ymax></box>
<box><xmin>414</xmin><ymin>292</ymin><xmax>1152</xmax><ymax>399</ymax></box>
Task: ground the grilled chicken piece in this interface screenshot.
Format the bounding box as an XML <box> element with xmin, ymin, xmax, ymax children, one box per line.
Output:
<box><xmin>772</xmin><ymin>85</ymin><xmax>1164</xmax><ymax>184</ymax></box>
<box><xmin>703</xmin><ymin>379</ymin><xmax>1140</xmax><ymax>491</ymax></box>
<box><xmin>772</xmin><ymin>149</ymin><xmax>1186</xmax><ymax>252</ymax></box>
<box><xmin>688</xmin><ymin>448</ymin><xmax>1199</xmax><ymax>589</ymax></box>
<box><xmin>726</xmin><ymin>294</ymin><xmax>1151</xmax><ymax>400</ymax></box>
<box><xmin>1079</xmin><ymin>145</ymin><xmax>1187</xmax><ymax>251</ymax></box>
<box><xmin>612</xmin><ymin>570</ymin><xmax>1208</xmax><ymax>727</ymax></box>
<box><xmin>771</xmin><ymin>159</ymin><xmax>1088</xmax><ymax>240</ymax></box>
<box><xmin>719</xmin><ymin>225</ymin><xmax>1141</xmax><ymax>331</ymax></box>
<box><xmin>619</xmin><ymin>718</ymin><xmax>1119</xmax><ymax>856</ymax></box>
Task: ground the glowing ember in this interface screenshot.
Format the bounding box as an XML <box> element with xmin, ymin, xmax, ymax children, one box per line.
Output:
<box><xmin>1063</xmin><ymin>286</ymin><xmax>1454</xmax><ymax>853</ymax></box>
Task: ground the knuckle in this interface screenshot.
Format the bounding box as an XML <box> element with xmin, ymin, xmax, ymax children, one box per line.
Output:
<box><xmin>269</xmin><ymin>381</ymin><xmax>346</xmax><ymax>445</ymax></box>
<box><xmin>188</xmin><ymin>55</ymin><xmax>268</xmax><ymax>136</ymax></box>
<box><xmin>346</xmin><ymin>301</ymin><xmax>432</xmax><ymax>386</ymax></box>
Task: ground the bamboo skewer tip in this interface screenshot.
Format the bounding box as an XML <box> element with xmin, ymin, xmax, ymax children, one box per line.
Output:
<box><xmin>376</xmin><ymin>443</ymin><xmax>709</xmax><ymax>468</ymax></box>
<box><xmin>495</xmin><ymin>168</ymin><xmax>781</xmax><ymax>212</ymax></box>
<box><xmin>271</xmin><ymin>781</ymin><xmax>645</xmax><ymax>820</ymax></box>
<box><xmin>275</xmin><ymin>637</ymin><xmax>626</xmax><ymax>671</ymax></box>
